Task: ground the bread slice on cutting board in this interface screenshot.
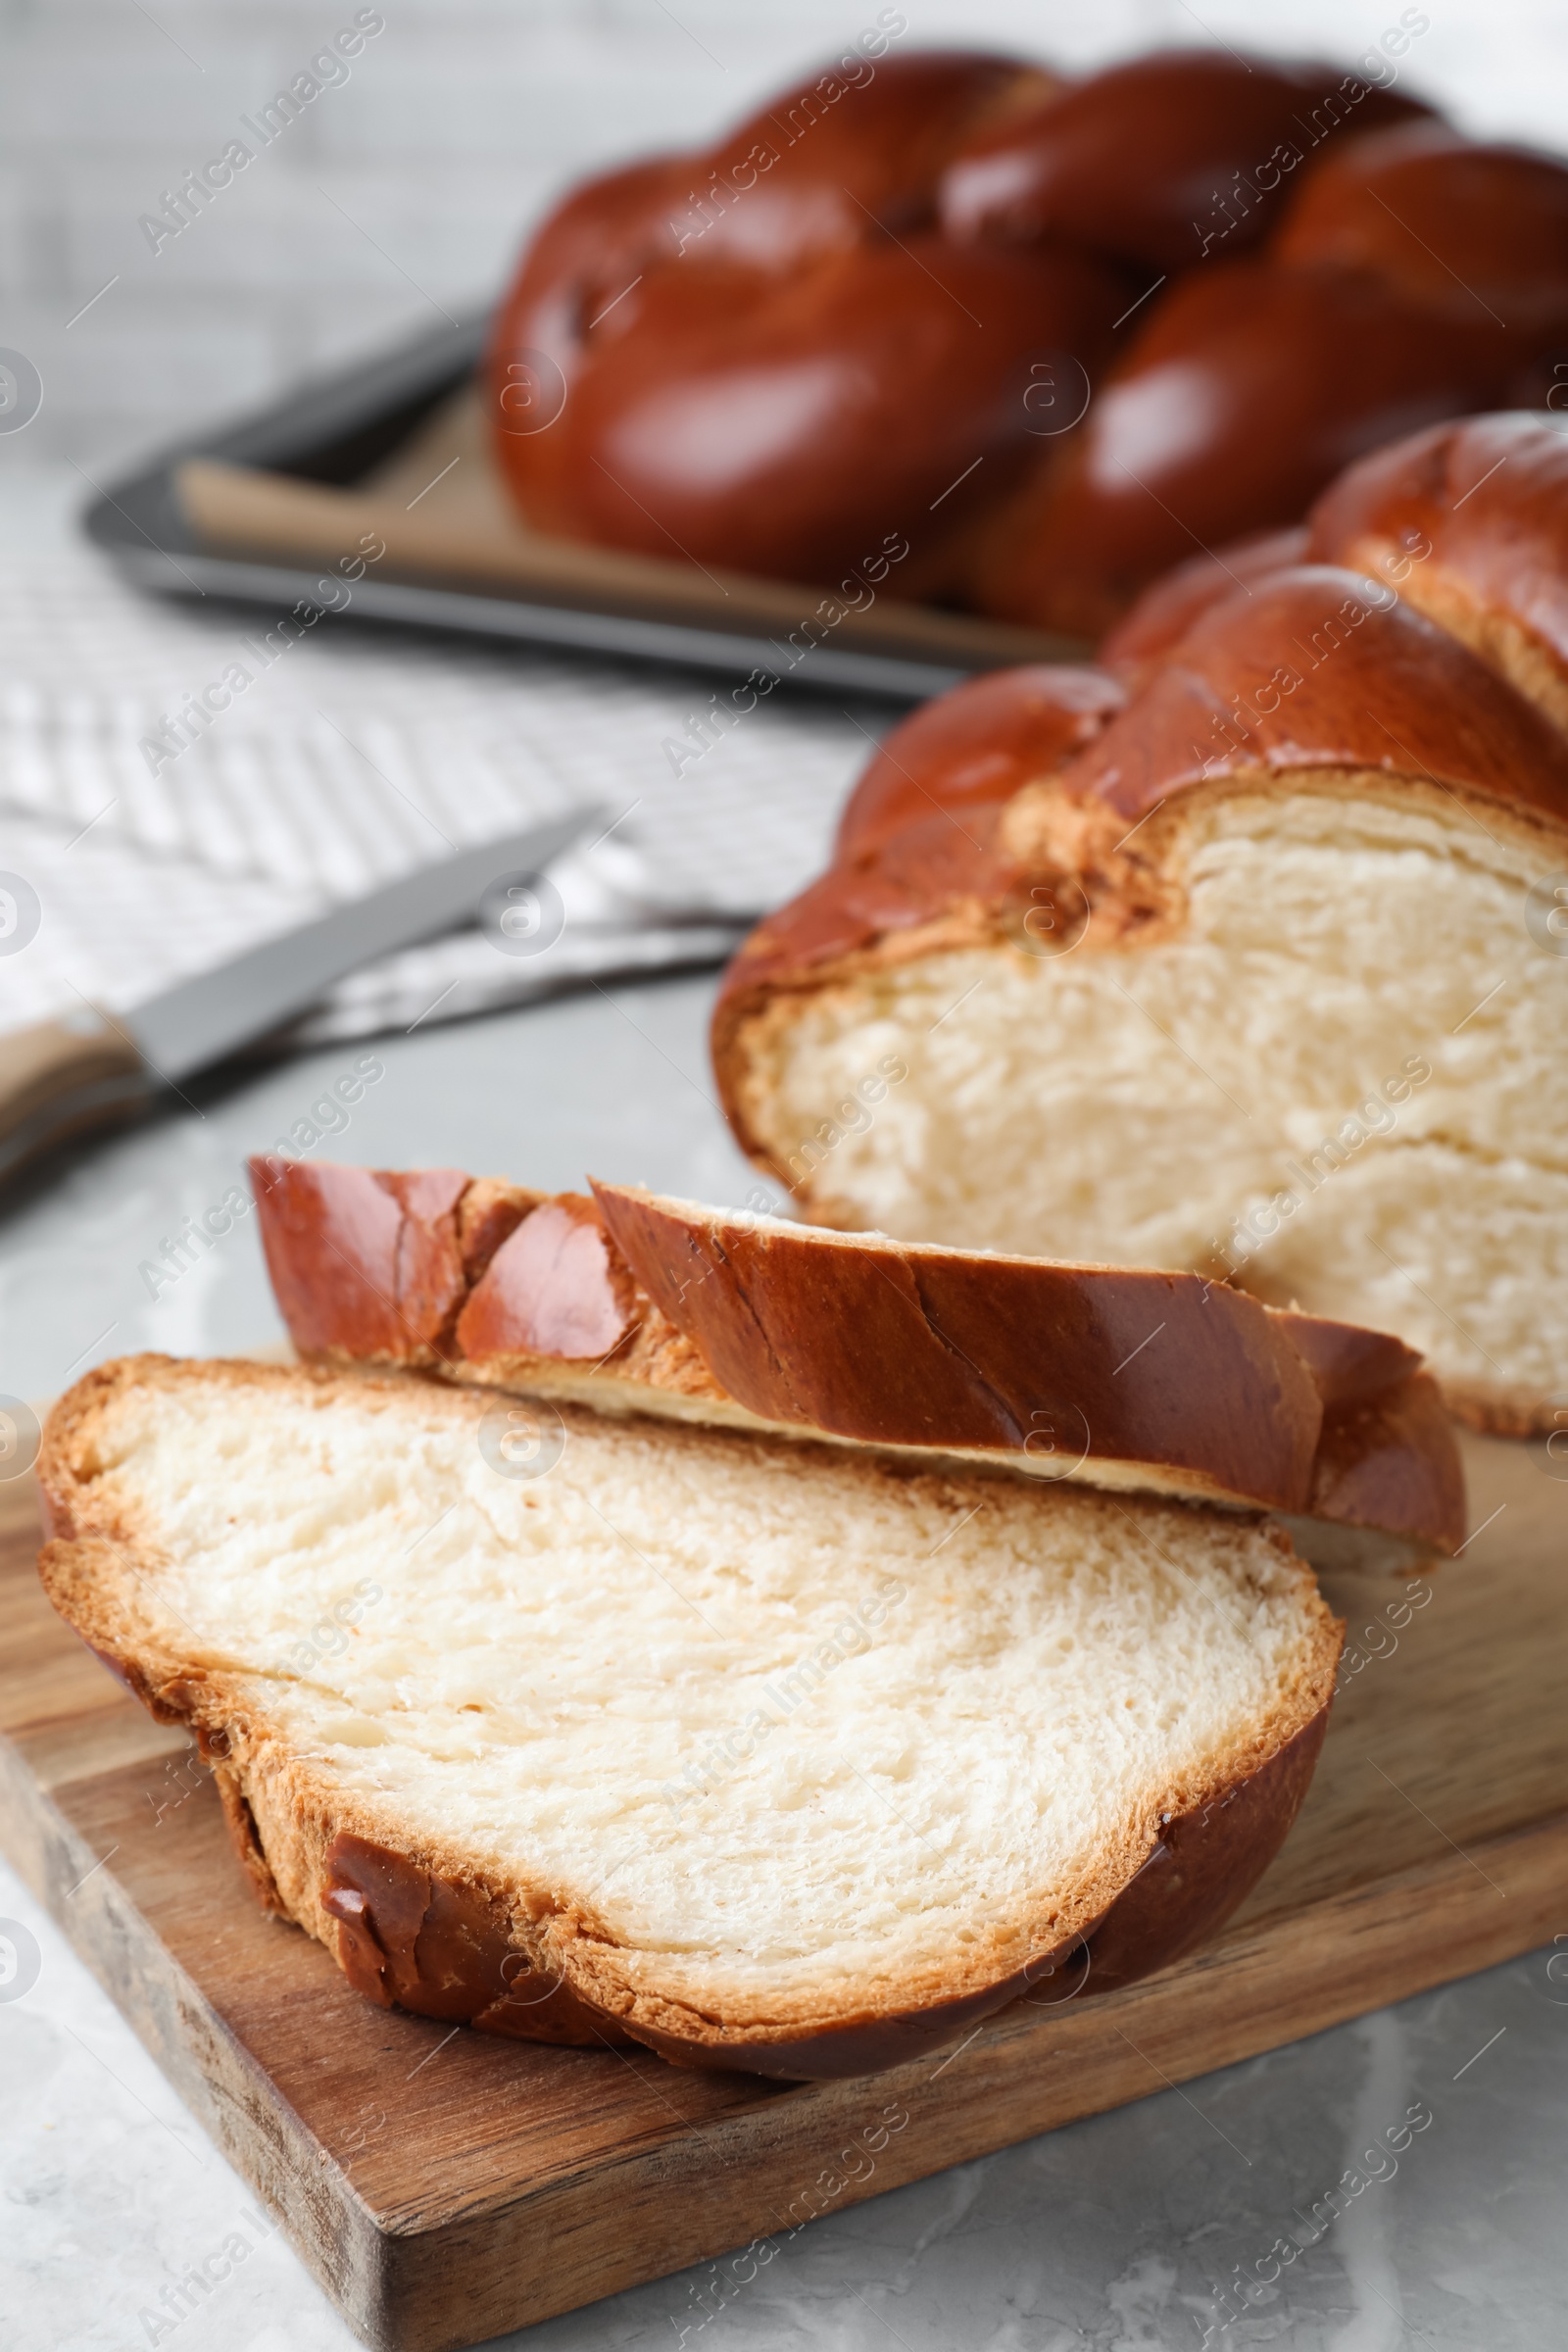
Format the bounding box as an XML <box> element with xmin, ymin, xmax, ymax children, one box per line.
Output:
<box><xmin>39</xmin><ymin>1353</ymin><xmax>1339</xmax><ymax>2079</ymax></box>
<box><xmin>249</xmin><ymin>1156</ymin><xmax>1465</xmax><ymax>1570</ymax></box>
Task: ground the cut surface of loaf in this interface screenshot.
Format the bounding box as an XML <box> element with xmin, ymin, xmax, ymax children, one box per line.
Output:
<box><xmin>714</xmin><ymin>556</ymin><xmax>1568</xmax><ymax>1433</ymax></box>
<box><xmin>38</xmin><ymin>1356</ymin><xmax>1339</xmax><ymax>2077</ymax></box>
<box><xmin>249</xmin><ymin>1157</ymin><xmax>1465</xmax><ymax>1561</ymax></box>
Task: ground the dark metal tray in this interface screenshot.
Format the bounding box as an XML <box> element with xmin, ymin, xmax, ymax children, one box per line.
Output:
<box><xmin>80</xmin><ymin>312</ymin><xmax>1058</xmax><ymax>702</ymax></box>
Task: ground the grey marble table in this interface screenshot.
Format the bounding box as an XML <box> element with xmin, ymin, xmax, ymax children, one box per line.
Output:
<box><xmin>1</xmin><ymin>971</ymin><xmax>1565</xmax><ymax>2352</ymax></box>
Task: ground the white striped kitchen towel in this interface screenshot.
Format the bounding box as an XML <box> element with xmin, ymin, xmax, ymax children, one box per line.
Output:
<box><xmin>0</xmin><ymin>544</ymin><xmax>884</xmax><ymax>1050</ymax></box>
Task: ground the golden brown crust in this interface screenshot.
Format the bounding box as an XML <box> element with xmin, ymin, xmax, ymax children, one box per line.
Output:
<box><xmin>1100</xmin><ymin>526</ymin><xmax>1310</xmax><ymax>676</ymax></box>
<box><xmin>485</xmin><ymin>49</ymin><xmax>1125</xmax><ymax>597</ymax></box>
<box><xmin>1272</xmin><ymin>122</ymin><xmax>1568</xmax><ymax>321</ymax></box>
<box><xmin>591</xmin><ymin>1184</ymin><xmax>1463</xmax><ymax>1551</ymax></box>
<box><xmin>456</xmin><ymin>1193</ymin><xmax>641</xmax><ymax>1363</ymax></box>
<box><xmin>949</xmin><ymin>103</ymin><xmax>1568</xmax><ymax>632</ymax></box>
<box><xmin>937</xmin><ymin>51</ymin><xmax>1429</xmax><ymax>271</ymax></box>
<box><xmin>474</xmin><ymin>35</ymin><xmax>1568</xmax><ymax>633</ymax></box>
<box><xmin>964</xmin><ymin>266</ymin><xmax>1543</xmax><ymax>639</ymax></box>
<box><xmin>252</xmin><ymin>1156</ymin><xmax>480</xmax><ymax>1362</ymax></box>
<box><xmin>480</xmin><ymin>44</ymin><xmax>1463</xmax><ymax>624</ymax></box>
<box><xmin>318</xmin><ymin>1834</ymin><xmax>627</xmax><ymax>2047</ymax></box>
<box><xmin>706</xmin><ymin>662</ymin><xmax>1126</xmax><ymax>1076</ymax></box>
<box><xmin>834</xmin><ymin>662</ymin><xmax>1127</xmax><ymax>858</ymax></box>
<box><xmin>36</xmin><ymin>1354</ymin><xmax>1341</xmax><ymax>2078</ymax></box>
<box><xmin>252</xmin><ymin>1155</ymin><xmax>722</xmax><ymax>1401</ymax></box>
<box><xmin>1305</xmin><ymin>413</ymin><xmax>1568</xmax><ymax>737</ymax></box>
<box><xmin>1014</xmin><ymin>564</ymin><xmax>1568</xmax><ymax>835</ymax></box>
<box><xmin>250</xmin><ymin>1158</ymin><xmax>1465</xmax><ymax>1549</ymax></box>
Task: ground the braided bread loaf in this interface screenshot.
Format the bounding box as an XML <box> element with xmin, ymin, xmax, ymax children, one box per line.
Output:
<box><xmin>714</xmin><ymin>413</ymin><xmax>1568</xmax><ymax>1433</ymax></box>
<box><xmin>486</xmin><ymin>42</ymin><xmax>1568</xmax><ymax>631</ymax></box>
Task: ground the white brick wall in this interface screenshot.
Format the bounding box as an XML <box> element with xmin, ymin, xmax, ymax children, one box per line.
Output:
<box><xmin>3</xmin><ymin>0</ymin><xmax>1567</xmax><ymax>473</ymax></box>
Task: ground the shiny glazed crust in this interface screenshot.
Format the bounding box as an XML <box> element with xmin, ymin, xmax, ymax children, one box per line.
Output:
<box><xmin>249</xmin><ymin>1156</ymin><xmax>1464</xmax><ymax>1550</ymax></box>
<box><xmin>965</xmin><ymin>262</ymin><xmax>1533</xmax><ymax>638</ymax></box>
<box><xmin>1305</xmin><ymin>413</ymin><xmax>1568</xmax><ymax>736</ymax></box>
<box><xmin>485</xmin><ymin>50</ymin><xmax>1127</xmax><ymax>600</ymax></box>
<box><xmin>589</xmin><ymin>1185</ymin><xmax>1463</xmax><ymax>1549</ymax></box>
<box><xmin>37</xmin><ymin>1354</ymin><xmax>1339</xmax><ymax>2080</ymax></box>
<box><xmin>480</xmin><ymin>42</ymin><xmax>1568</xmax><ymax>630</ymax></box>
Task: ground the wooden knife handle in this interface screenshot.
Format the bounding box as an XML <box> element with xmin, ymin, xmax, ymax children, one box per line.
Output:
<box><xmin>0</xmin><ymin>1009</ymin><xmax>151</xmax><ymax>1184</ymax></box>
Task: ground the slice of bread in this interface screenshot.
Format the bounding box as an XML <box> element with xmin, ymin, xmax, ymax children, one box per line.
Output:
<box><xmin>250</xmin><ymin>1156</ymin><xmax>1465</xmax><ymax>1567</ymax></box>
<box><xmin>38</xmin><ymin>1354</ymin><xmax>1340</xmax><ymax>2079</ymax></box>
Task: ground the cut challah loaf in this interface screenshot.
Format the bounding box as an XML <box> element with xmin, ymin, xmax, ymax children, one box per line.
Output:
<box><xmin>713</xmin><ymin>534</ymin><xmax>1568</xmax><ymax>1433</ymax></box>
<box><xmin>249</xmin><ymin>1157</ymin><xmax>1464</xmax><ymax>1562</ymax></box>
<box><xmin>38</xmin><ymin>1354</ymin><xmax>1339</xmax><ymax>2078</ymax></box>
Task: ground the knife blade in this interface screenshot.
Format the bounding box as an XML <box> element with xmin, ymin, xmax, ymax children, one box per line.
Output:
<box><xmin>0</xmin><ymin>807</ymin><xmax>606</xmax><ymax>1184</ymax></box>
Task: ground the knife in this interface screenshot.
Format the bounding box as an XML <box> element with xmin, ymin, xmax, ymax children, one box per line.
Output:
<box><xmin>0</xmin><ymin>807</ymin><xmax>605</xmax><ymax>1185</ymax></box>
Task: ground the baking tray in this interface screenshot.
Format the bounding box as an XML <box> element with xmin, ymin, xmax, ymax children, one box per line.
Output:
<box><xmin>81</xmin><ymin>312</ymin><xmax>1078</xmax><ymax>701</ymax></box>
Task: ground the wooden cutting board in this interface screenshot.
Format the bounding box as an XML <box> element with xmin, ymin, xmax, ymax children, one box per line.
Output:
<box><xmin>3</xmin><ymin>1424</ymin><xmax>1565</xmax><ymax>2352</ymax></box>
